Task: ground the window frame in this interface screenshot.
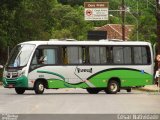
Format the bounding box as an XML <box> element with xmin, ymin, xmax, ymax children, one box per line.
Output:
<box><xmin>88</xmin><ymin>46</ymin><xmax>110</xmax><ymax>65</ymax></box>
<box><xmin>86</xmin><ymin>45</ymin><xmax>151</xmax><ymax>65</ymax></box>
<box><xmin>61</xmin><ymin>45</ymin><xmax>87</xmax><ymax>65</ymax></box>
<box><xmin>29</xmin><ymin>45</ymin><xmax>60</xmax><ymax>71</ymax></box>
<box><xmin>63</xmin><ymin>46</ymin><xmax>84</xmax><ymax>65</ymax></box>
<box><xmin>132</xmin><ymin>46</ymin><xmax>151</xmax><ymax>65</ymax></box>
<box><xmin>29</xmin><ymin>45</ymin><xmax>152</xmax><ymax>70</ymax></box>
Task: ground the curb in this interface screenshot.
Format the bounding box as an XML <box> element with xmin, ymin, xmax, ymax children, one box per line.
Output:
<box><xmin>133</xmin><ymin>88</ymin><xmax>159</xmax><ymax>92</ymax></box>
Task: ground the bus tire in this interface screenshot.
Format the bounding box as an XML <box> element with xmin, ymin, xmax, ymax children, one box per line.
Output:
<box><xmin>126</xmin><ymin>88</ymin><xmax>131</xmax><ymax>92</ymax></box>
<box><xmin>86</xmin><ymin>88</ymin><xmax>99</xmax><ymax>94</ymax></box>
<box><xmin>34</xmin><ymin>81</ymin><xmax>45</xmax><ymax>94</ymax></box>
<box><xmin>105</xmin><ymin>80</ymin><xmax>119</xmax><ymax>94</ymax></box>
<box><xmin>15</xmin><ymin>88</ymin><xmax>25</xmax><ymax>94</ymax></box>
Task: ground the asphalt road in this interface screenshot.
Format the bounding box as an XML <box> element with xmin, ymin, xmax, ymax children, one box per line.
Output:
<box><xmin>0</xmin><ymin>86</ymin><xmax>160</xmax><ymax>114</ymax></box>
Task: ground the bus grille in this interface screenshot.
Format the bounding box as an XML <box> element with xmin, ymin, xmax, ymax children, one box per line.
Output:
<box><xmin>6</xmin><ymin>80</ymin><xmax>16</xmax><ymax>85</ymax></box>
<box><xmin>6</xmin><ymin>72</ymin><xmax>18</xmax><ymax>79</ymax></box>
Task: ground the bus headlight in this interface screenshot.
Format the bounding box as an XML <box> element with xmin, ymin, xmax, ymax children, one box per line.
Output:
<box><xmin>18</xmin><ymin>70</ymin><xmax>25</xmax><ymax>77</ymax></box>
<box><xmin>3</xmin><ymin>70</ymin><xmax>26</xmax><ymax>78</ymax></box>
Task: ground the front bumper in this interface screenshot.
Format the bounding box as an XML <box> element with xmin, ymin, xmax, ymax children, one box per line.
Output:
<box><xmin>3</xmin><ymin>75</ymin><xmax>28</xmax><ymax>88</ymax></box>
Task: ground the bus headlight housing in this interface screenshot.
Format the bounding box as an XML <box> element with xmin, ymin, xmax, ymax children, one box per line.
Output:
<box><xmin>18</xmin><ymin>70</ymin><xmax>26</xmax><ymax>77</ymax></box>
<box><xmin>3</xmin><ymin>70</ymin><xmax>26</xmax><ymax>78</ymax></box>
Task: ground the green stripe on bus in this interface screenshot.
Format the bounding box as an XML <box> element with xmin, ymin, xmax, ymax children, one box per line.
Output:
<box><xmin>47</xmin><ymin>79</ymin><xmax>88</xmax><ymax>88</ymax></box>
<box><xmin>37</xmin><ymin>68</ymin><xmax>153</xmax><ymax>89</ymax></box>
<box><xmin>37</xmin><ymin>70</ymin><xmax>89</xmax><ymax>88</ymax></box>
<box><xmin>37</xmin><ymin>70</ymin><xmax>65</xmax><ymax>80</ymax></box>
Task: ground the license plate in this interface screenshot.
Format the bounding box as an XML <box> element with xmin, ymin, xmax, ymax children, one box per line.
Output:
<box><xmin>8</xmin><ymin>84</ymin><xmax>14</xmax><ymax>88</ymax></box>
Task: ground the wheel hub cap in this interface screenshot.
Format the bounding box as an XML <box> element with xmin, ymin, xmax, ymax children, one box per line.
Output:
<box><xmin>110</xmin><ymin>83</ymin><xmax>117</xmax><ymax>92</ymax></box>
<box><xmin>39</xmin><ymin>84</ymin><xmax>44</xmax><ymax>91</ymax></box>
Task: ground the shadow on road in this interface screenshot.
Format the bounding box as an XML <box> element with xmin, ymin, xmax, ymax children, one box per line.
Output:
<box><xmin>4</xmin><ymin>92</ymin><xmax>140</xmax><ymax>96</ymax></box>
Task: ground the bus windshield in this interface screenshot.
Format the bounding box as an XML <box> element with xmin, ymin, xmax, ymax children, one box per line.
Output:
<box><xmin>7</xmin><ymin>44</ymin><xmax>35</xmax><ymax>68</ymax></box>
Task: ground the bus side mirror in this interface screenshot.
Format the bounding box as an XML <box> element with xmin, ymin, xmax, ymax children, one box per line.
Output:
<box><xmin>0</xmin><ymin>65</ymin><xmax>3</xmax><ymax>69</ymax></box>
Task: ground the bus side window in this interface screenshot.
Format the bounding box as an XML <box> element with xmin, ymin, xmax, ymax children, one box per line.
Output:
<box><xmin>133</xmin><ymin>46</ymin><xmax>151</xmax><ymax>65</ymax></box>
<box><xmin>141</xmin><ymin>47</ymin><xmax>148</xmax><ymax>64</ymax></box>
<box><xmin>123</xmin><ymin>47</ymin><xmax>132</xmax><ymax>64</ymax></box>
<box><xmin>89</xmin><ymin>46</ymin><xmax>100</xmax><ymax>64</ymax></box>
<box><xmin>65</xmin><ymin>46</ymin><xmax>83</xmax><ymax>64</ymax></box>
<box><xmin>31</xmin><ymin>49</ymin><xmax>44</xmax><ymax>65</ymax></box>
<box><xmin>113</xmin><ymin>47</ymin><xmax>124</xmax><ymax>64</ymax></box>
<box><xmin>37</xmin><ymin>49</ymin><xmax>45</xmax><ymax>64</ymax></box>
<box><xmin>133</xmin><ymin>47</ymin><xmax>142</xmax><ymax>64</ymax></box>
<box><xmin>100</xmin><ymin>47</ymin><xmax>107</xmax><ymax>64</ymax></box>
<box><xmin>88</xmin><ymin>46</ymin><xmax>110</xmax><ymax>64</ymax></box>
<box><xmin>31</xmin><ymin>48</ymin><xmax>57</xmax><ymax>66</ymax></box>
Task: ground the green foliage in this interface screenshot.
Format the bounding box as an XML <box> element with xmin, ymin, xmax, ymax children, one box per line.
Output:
<box><xmin>0</xmin><ymin>0</ymin><xmax>56</xmax><ymax>64</ymax></box>
<box><xmin>51</xmin><ymin>4</ymin><xmax>93</xmax><ymax>40</ymax></box>
<box><xmin>14</xmin><ymin>0</ymin><xmax>56</xmax><ymax>42</ymax></box>
<box><xmin>127</xmin><ymin>0</ymin><xmax>157</xmax><ymax>43</ymax></box>
<box><xmin>0</xmin><ymin>0</ymin><xmax>158</xmax><ymax>64</ymax></box>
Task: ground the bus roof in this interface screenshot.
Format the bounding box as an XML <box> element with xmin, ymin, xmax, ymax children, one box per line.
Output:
<box><xmin>20</xmin><ymin>40</ymin><xmax>151</xmax><ymax>46</ymax></box>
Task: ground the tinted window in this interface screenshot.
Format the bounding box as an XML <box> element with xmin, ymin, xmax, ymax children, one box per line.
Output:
<box><xmin>133</xmin><ymin>46</ymin><xmax>150</xmax><ymax>64</ymax></box>
<box><xmin>134</xmin><ymin>47</ymin><xmax>142</xmax><ymax>64</ymax></box>
<box><xmin>124</xmin><ymin>47</ymin><xmax>132</xmax><ymax>64</ymax></box>
<box><xmin>89</xmin><ymin>46</ymin><xmax>108</xmax><ymax>64</ymax></box>
<box><xmin>66</xmin><ymin>46</ymin><xmax>83</xmax><ymax>64</ymax></box>
<box><xmin>113</xmin><ymin>47</ymin><xmax>124</xmax><ymax>64</ymax></box>
<box><xmin>31</xmin><ymin>48</ymin><xmax>57</xmax><ymax>65</ymax></box>
<box><xmin>89</xmin><ymin>47</ymin><xmax>100</xmax><ymax>64</ymax></box>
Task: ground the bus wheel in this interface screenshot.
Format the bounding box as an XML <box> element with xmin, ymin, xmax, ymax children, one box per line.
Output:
<box><xmin>105</xmin><ymin>80</ymin><xmax>119</xmax><ymax>94</ymax></box>
<box><xmin>126</xmin><ymin>88</ymin><xmax>131</xmax><ymax>92</ymax></box>
<box><xmin>34</xmin><ymin>81</ymin><xmax>44</xmax><ymax>94</ymax></box>
<box><xmin>15</xmin><ymin>88</ymin><xmax>25</xmax><ymax>94</ymax></box>
<box><xmin>86</xmin><ymin>88</ymin><xmax>99</xmax><ymax>94</ymax></box>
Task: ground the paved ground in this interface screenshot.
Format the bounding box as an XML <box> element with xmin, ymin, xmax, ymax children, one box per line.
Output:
<box><xmin>0</xmin><ymin>86</ymin><xmax>160</xmax><ymax>114</ymax></box>
<box><xmin>137</xmin><ymin>85</ymin><xmax>160</xmax><ymax>92</ymax></box>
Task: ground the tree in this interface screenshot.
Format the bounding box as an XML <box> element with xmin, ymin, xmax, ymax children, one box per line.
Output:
<box><xmin>0</xmin><ymin>0</ymin><xmax>57</xmax><ymax>64</ymax></box>
<box><xmin>0</xmin><ymin>0</ymin><xmax>22</xmax><ymax>64</ymax></box>
<box><xmin>51</xmin><ymin>4</ymin><xmax>93</xmax><ymax>40</ymax></box>
<box><xmin>127</xmin><ymin>0</ymin><xmax>156</xmax><ymax>43</ymax></box>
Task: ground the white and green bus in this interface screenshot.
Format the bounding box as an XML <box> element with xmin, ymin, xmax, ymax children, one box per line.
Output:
<box><xmin>2</xmin><ymin>40</ymin><xmax>154</xmax><ymax>94</ymax></box>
